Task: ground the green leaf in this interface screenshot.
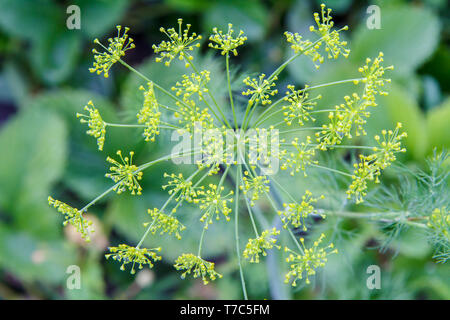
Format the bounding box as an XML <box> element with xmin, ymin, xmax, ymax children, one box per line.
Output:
<box><xmin>426</xmin><ymin>98</ymin><xmax>450</xmax><ymax>154</ymax></box>
<box><xmin>0</xmin><ymin>224</ymin><xmax>77</xmax><ymax>285</ymax></box>
<box><xmin>31</xmin><ymin>30</ymin><xmax>82</xmax><ymax>85</ymax></box>
<box><xmin>0</xmin><ymin>0</ymin><xmax>61</xmax><ymax>40</ymax></box>
<box><xmin>351</xmin><ymin>5</ymin><xmax>441</xmax><ymax>76</ymax></box>
<box><xmin>202</xmin><ymin>0</ymin><xmax>269</xmax><ymax>42</ymax></box>
<box><xmin>75</xmin><ymin>0</ymin><xmax>129</xmax><ymax>38</ymax></box>
<box><xmin>0</xmin><ymin>106</ymin><xmax>68</xmax><ymax>238</ymax></box>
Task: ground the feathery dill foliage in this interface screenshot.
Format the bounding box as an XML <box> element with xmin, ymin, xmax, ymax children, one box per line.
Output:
<box><xmin>48</xmin><ymin>4</ymin><xmax>417</xmax><ymax>297</ymax></box>
<box><xmin>365</xmin><ymin>150</ymin><xmax>449</xmax><ymax>263</ymax></box>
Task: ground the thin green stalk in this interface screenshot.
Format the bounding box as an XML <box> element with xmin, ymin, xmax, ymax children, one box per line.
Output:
<box><xmin>226</xmin><ymin>53</ymin><xmax>238</xmax><ymax>130</ymax></box>
<box><xmin>235</xmin><ymin>165</ymin><xmax>248</xmax><ymax>300</ymax></box>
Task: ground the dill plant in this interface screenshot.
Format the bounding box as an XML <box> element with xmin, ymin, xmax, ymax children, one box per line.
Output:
<box><xmin>47</xmin><ymin>4</ymin><xmax>442</xmax><ymax>298</ymax></box>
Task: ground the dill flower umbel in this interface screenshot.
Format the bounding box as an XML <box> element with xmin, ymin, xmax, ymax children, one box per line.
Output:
<box><xmin>198</xmin><ymin>184</ymin><xmax>234</xmax><ymax>229</ymax></box>
<box><xmin>242</xmin><ymin>74</ymin><xmax>278</xmax><ymax>106</ymax></box>
<box><xmin>90</xmin><ymin>26</ymin><xmax>135</xmax><ymax>78</ymax></box>
<box><xmin>282</xmin><ymin>85</ymin><xmax>321</xmax><ymax>126</ymax></box>
<box><xmin>162</xmin><ymin>173</ymin><xmax>199</xmax><ymax>203</ymax></box>
<box><xmin>138</xmin><ymin>82</ymin><xmax>161</xmax><ymax>142</ymax></box>
<box><xmin>243</xmin><ymin>228</ymin><xmax>280</xmax><ymax>263</ymax></box>
<box><xmin>279</xmin><ymin>191</ymin><xmax>325</xmax><ymax>230</ymax></box>
<box><xmin>152</xmin><ymin>18</ymin><xmax>202</xmax><ymax>67</ymax></box>
<box><xmin>105</xmin><ymin>244</ymin><xmax>162</xmax><ymax>274</ymax></box>
<box><xmin>105</xmin><ymin>150</ymin><xmax>143</xmax><ymax>195</ymax></box>
<box><xmin>208</xmin><ymin>23</ymin><xmax>247</xmax><ymax>56</ymax></box>
<box><xmin>172</xmin><ymin>70</ymin><xmax>210</xmax><ymax>100</ymax></box>
<box><xmin>76</xmin><ymin>100</ymin><xmax>106</xmax><ymax>151</ymax></box>
<box><xmin>51</xmin><ymin>3</ymin><xmax>410</xmax><ymax>297</ymax></box>
<box><xmin>145</xmin><ymin>208</ymin><xmax>186</xmax><ymax>240</ymax></box>
<box><xmin>240</xmin><ymin>171</ymin><xmax>270</xmax><ymax>206</ymax></box>
<box><xmin>174</xmin><ymin>253</ymin><xmax>222</xmax><ymax>285</ymax></box>
<box><xmin>48</xmin><ymin>197</ymin><xmax>93</xmax><ymax>242</ymax></box>
<box><xmin>284</xmin><ymin>234</ymin><xmax>337</xmax><ymax>286</ymax></box>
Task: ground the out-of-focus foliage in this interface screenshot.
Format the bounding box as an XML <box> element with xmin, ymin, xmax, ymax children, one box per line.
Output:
<box><xmin>0</xmin><ymin>0</ymin><xmax>448</xmax><ymax>299</ymax></box>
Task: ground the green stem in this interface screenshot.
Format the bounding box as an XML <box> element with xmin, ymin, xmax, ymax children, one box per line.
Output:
<box><xmin>235</xmin><ymin>165</ymin><xmax>248</xmax><ymax>300</ymax></box>
<box><xmin>226</xmin><ymin>53</ymin><xmax>238</xmax><ymax>130</ymax></box>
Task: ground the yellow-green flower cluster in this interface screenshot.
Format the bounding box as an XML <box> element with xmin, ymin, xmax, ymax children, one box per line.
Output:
<box><xmin>48</xmin><ymin>197</ymin><xmax>93</xmax><ymax>242</ymax></box>
<box><xmin>105</xmin><ymin>244</ymin><xmax>162</xmax><ymax>274</ymax></box>
<box><xmin>172</xmin><ymin>71</ymin><xmax>210</xmax><ymax>101</ymax></box>
<box><xmin>284</xmin><ymin>4</ymin><xmax>349</xmax><ymax>69</ymax></box>
<box><xmin>163</xmin><ymin>173</ymin><xmax>199</xmax><ymax>203</ymax></box>
<box><xmin>137</xmin><ymin>82</ymin><xmax>161</xmax><ymax>142</ymax></box>
<box><xmin>243</xmin><ymin>228</ymin><xmax>280</xmax><ymax>263</ymax></box>
<box><xmin>208</xmin><ymin>24</ymin><xmax>247</xmax><ymax>56</ymax></box>
<box><xmin>315</xmin><ymin>53</ymin><xmax>393</xmax><ymax>151</ymax></box>
<box><xmin>281</xmin><ymin>136</ymin><xmax>318</xmax><ymax>176</ymax></box>
<box><xmin>309</xmin><ymin>4</ymin><xmax>350</xmax><ymax>60</ymax></box>
<box><xmin>145</xmin><ymin>208</ymin><xmax>186</xmax><ymax>240</ymax></box>
<box><xmin>105</xmin><ymin>151</ymin><xmax>143</xmax><ymax>195</ymax></box>
<box><xmin>198</xmin><ymin>184</ymin><xmax>234</xmax><ymax>229</ymax></box>
<box><xmin>174</xmin><ymin>101</ymin><xmax>214</xmax><ymax>135</ymax></box>
<box><xmin>284</xmin><ymin>234</ymin><xmax>337</xmax><ymax>286</ymax></box>
<box><xmin>247</xmin><ymin>127</ymin><xmax>283</xmax><ymax>174</ymax></box>
<box><xmin>282</xmin><ymin>85</ymin><xmax>321</xmax><ymax>126</ymax></box>
<box><xmin>240</xmin><ymin>171</ymin><xmax>269</xmax><ymax>206</ymax></box>
<box><xmin>284</xmin><ymin>31</ymin><xmax>323</xmax><ymax>69</ymax></box>
<box><xmin>174</xmin><ymin>253</ymin><xmax>222</xmax><ymax>285</ymax></box>
<box><xmin>347</xmin><ymin>123</ymin><xmax>407</xmax><ymax>203</ymax></box>
<box><xmin>153</xmin><ymin>19</ymin><xmax>202</xmax><ymax>67</ymax></box>
<box><xmin>278</xmin><ymin>191</ymin><xmax>324</xmax><ymax>230</ymax></box>
<box><xmin>427</xmin><ymin>207</ymin><xmax>449</xmax><ymax>241</ymax></box>
<box><xmin>358</xmin><ymin>52</ymin><xmax>393</xmax><ymax>99</ymax></box>
<box><xmin>76</xmin><ymin>101</ymin><xmax>106</xmax><ymax>151</ymax></box>
<box><xmin>90</xmin><ymin>26</ymin><xmax>135</xmax><ymax>78</ymax></box>
<box><xmin>242</xmin><ymin>74</ymin><xmax>278</xmax><ymax>106</ymax></box>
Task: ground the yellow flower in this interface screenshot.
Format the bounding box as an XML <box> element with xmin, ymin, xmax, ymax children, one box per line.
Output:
<box><xmin>198</xmin><ymin>184</ymin><xmax>234</xmax><ymax>229</ymax></box>
<box><xmin>284</xmin><ymin>233</ymin><xmax>337</xmax><ymax>286</ymax></box>
<box><xmin>359</xmin><ymin>52</ymin><xmax>393</xmax><ymax>100</ymax></box>
<box><xmin>240</xmin><ymin>171</ymin><xmax>269</xmax><ymax>206</ymax></box>
<box><xmin>76</xmin><ymin>100</ymin><xmax>106</xmax><ymax>151</ymax></box>
<box><xmin>208</xmin><ymin>23</ymin><xmax>247</xmax><ymax>56</ymax></box>
<box><xmin>242</xmin><ymin>74</ymin><xmax>278</xmax><ymax>106</ymax></box>
<box><xmin>90</xmin><ymin>26</ymin><xmax>135</xmax><ymax>78</ymax></box>
<box><xmin>174</xmin><ymin>253</ymin><xmax>222</xmax><ymax>285</ymax></box>
<box><xmin>105</xmin><ymin>244</ymin><xmax>161</xmax><ymax>274</ymax></box>
<box><xmin>243</xmin><ymin>228</ymin><xmax>280</xmax><ymax>263</ymax></box>
<box><xmin>283</xmin><ymin>85</ymin><xmax>321</xmax><ymax>126</ymax></box>
<box><xmin>281</xmin><ymin>136</ymin><xmax>318</xmax><ymax>176</ymax></box>
<box><xmin>163</xmin><ymin>173</ymin><xmax>199</xmax><ymax>203</ymax></box>
<box><xmin>105</xmin><ymin>151</ymin><xmax>143</xmax><ymax>195</ymax></box>
<box><xmin>145</xmin><ymin>208</ymin><xmax>186</xmax><ymax>240</ymax></box>
<box><xmin>48</xmin><ymin>197</ymin><xmax>93</xmax><ymax>242</ymax></box>
<box><xmin>152</xmin><ymin>19</ymin><xmax>202</xmax><ymax>67</ymax></box>
<box><xmin>278</xmin><ymin>191</ymin><xmax>325</xmax><ymax>230</ymax></box>
<box><xmin>137</xmin><ymin>82</ymin><xmax>161</xmax><ymax>142</ymax></box>
<box><xmin>309</xmin><ymin>4</ymin><xmax>350</xmax><ymax>60</ymax></box>
<box><xmin>172</xmin><ymin>70</ymin><xmax>210</xmax><ymax>101</ymax></box>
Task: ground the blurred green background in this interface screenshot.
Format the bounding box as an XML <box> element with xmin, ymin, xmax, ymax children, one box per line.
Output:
<box><xmin>0</xmin><ymin>0</ymin><xmax>448</xmax><ymax>299</ymax></box>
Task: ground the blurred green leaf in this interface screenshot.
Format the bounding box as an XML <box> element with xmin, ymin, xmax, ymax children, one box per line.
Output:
<box><xmin>165</xmin><ymin>0</ymin><xmax>212</xmax><ymax>12</ymax></box>
<box><xmin>0</xmin><ymin>106</ymin><xmax>68</xmax><ymax>238</ymax></box>
<box><xmin>426</xmin><ymin>98</ymin><xmax>450</xmax><ymax>154</ymax></box>
<box><xmin>75</xmin><ymin>0</ymin><xmax>129</xmax><ymax>38</ymax></box>
<box><xmin>0</xmin><ymin>224</ymin><xmax>77</xmax><ymax>285</ymax></box>
<box><xmin>351</xmin><ymin>5</ymin><xmax>441</xmax><ymax>75</ymax></box>
<box><xmin>202</xmin><ymin>0</ymin><xmax>269</xmax><ymax>42</ymax></box>
<box><xmin>31</xmin><ymin>30</ymin><xmax>82</xmax><ymax>85</ymax></box>
<box><xmin>0</xmin><ymin>0</ymin><xmax>61</xmax><ymax>40</ymax></box>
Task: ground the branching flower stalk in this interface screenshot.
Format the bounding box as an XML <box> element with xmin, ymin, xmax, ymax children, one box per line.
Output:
<box><xmin>47</xmin><ymin>4</ymin><xmax>436</xmax><ymax>299</ymax></box>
